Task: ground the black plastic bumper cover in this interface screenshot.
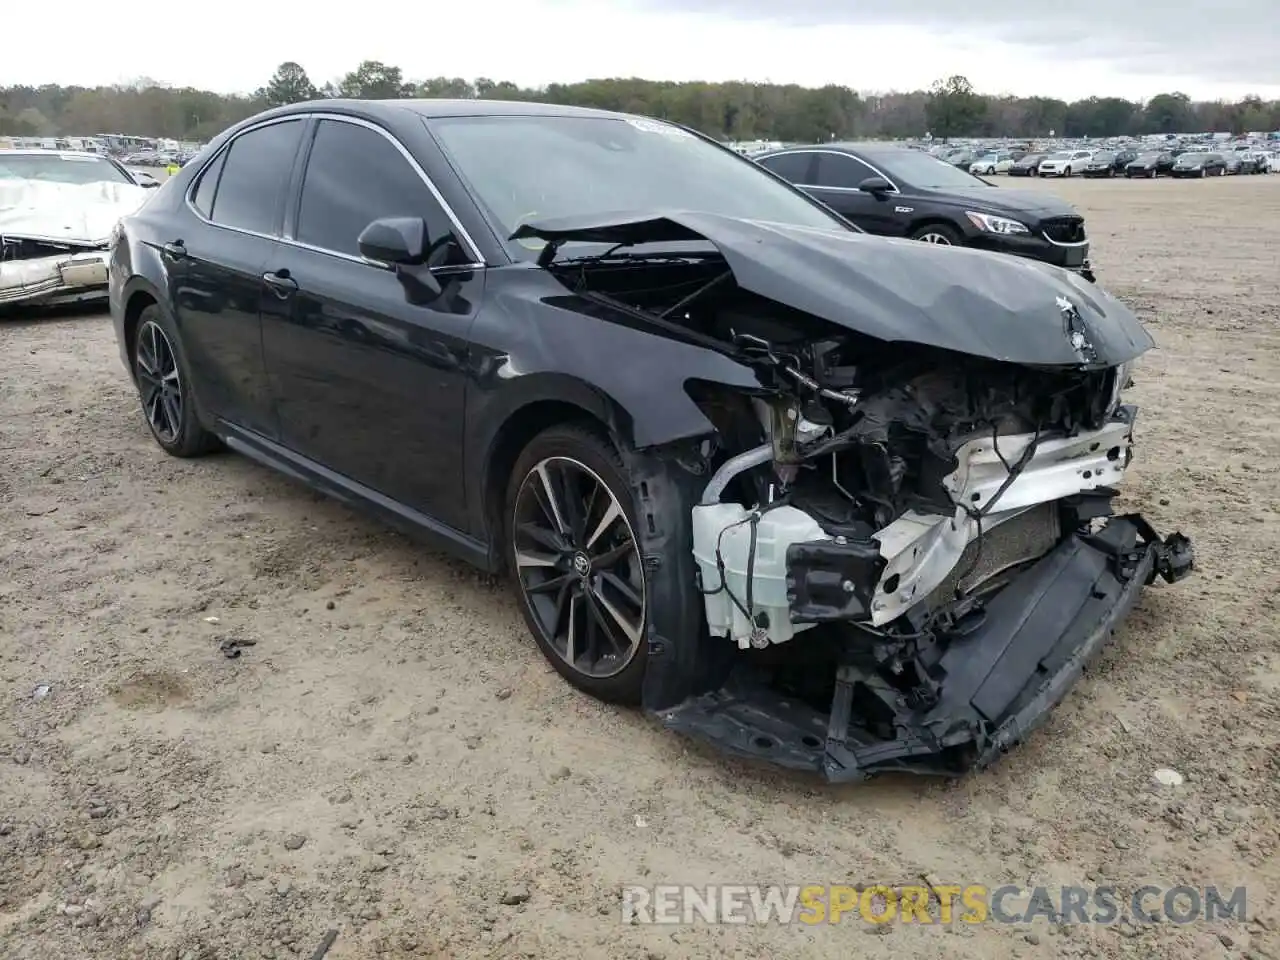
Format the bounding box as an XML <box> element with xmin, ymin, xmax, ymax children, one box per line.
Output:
<box><xmin>658</xmin><ymin>513</ymin><xmax>1193</xmax><ymax>782</ymax></box>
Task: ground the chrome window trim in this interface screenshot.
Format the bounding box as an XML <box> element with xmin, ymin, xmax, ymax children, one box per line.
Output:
<box><xmin>183</xmin><ymin>112</ymin><xmax>485</xmax><ymax>267</ymax></box>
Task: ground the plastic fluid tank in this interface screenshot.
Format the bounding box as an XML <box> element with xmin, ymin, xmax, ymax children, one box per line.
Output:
<box><xmin>691</xmin><ymin>503</ymin><xmax>832</xmax><ymax>649</ymax></box>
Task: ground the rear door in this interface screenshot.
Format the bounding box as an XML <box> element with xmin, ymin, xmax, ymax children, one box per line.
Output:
<box><xmin>173</xmin><ymin>118</ymin><xmax>306</xmax><ymax>437</ymax></box>
<box><xmin>259</xmin><ymin>116</ymin><xmax>484</xmax><ymax>531</ymax></box>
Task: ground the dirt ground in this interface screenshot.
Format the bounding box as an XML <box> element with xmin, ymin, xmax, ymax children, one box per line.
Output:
<box><xmin>2</xmin><ymin>174</ymin><xmax>1278</xmax><ymax>960</ymax></box>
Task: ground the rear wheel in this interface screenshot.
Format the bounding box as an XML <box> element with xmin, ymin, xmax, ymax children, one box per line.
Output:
<box><xmin>506</xmin><ymin>426</ymin><xmax>649</xmax><ymax>704</ymax></box>
<box><xmin>910</xmin><ymin>223</ymin><xmax>961</xmax><ymax>246</ymax></box>
<box><xmin>132</xmin><ymin>306</ymin><xmax>220</xmax><ymax>457</ymax></box>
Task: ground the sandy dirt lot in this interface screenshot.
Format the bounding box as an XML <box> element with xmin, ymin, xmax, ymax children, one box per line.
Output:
<box><xmin>2</xmin><ymin>175</ymin><xmax>1278</xmax><ymax>960</ymax></box>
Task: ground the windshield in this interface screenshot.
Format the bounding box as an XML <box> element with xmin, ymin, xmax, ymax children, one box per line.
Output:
<box><xmin>0</xmin><ymin>153</ymin><xmax>133</xmax><ymax>185</ymax></box>
<box><xmin>864</xmin><ymin>150</ymin><xmax>988</xmax><ymax>188</ymax></box>
<box><xmin>426</xmin><ymin>115</ymin><xmax>847</xmax><ymax>258</ymax></box>
<box><xmin>1047</xmin><ymin>152</ymin><xmax>1071</xmax><ymax>161</ymax></box>
<box><xmin>1093</xmin><ymin>153</ymin><xmax>1116</xmax><ymax>162</ymax></box>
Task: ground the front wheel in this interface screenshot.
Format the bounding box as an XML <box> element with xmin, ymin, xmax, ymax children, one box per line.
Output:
<box><xmin>910</xmin><ymin>223</ymin><xmax>961</xmax><ymax>245</ymax></box>
<box><xmin>132</xmin><ymin>306</ymin><xmax>220</xmax><ymax>457</ymax></box>
<box><xmin>506</xmin><ymin>426</ymin><xmax>649</xmax><ymax>704</ymax></box>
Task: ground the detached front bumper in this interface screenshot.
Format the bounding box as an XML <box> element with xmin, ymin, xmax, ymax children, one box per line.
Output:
<box><xmin>659</xmin><ymin>514</ymin><xmax>1193</xmax><ymax>781</ymax></box>
<box><xmin>0</xmin><ymin>250</ymin><xmax>111</xmax><ymax>310</ymax></box>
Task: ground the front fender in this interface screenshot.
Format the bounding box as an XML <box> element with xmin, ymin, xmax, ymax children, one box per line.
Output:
<box><xmin>462</xmin><ymin>266</ymin><xmax>765</xmax><ymax>540</ymax></box>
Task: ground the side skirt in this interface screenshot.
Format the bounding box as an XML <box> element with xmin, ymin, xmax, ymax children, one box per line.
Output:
<box><xmin>218</xmin><ymin>422</ymin><xmax>495</xmax><ymax>572</ymax></box>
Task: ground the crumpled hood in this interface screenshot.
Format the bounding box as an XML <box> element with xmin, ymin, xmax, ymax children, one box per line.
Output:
<box><xmin>0</xmin><ymin>179</ymin><xmax>150</xmax><ymax>245</ymax></box>
<box><xmin>514</xmin><ymin>211</ymin><xmax>1154</xmax><ymax>368</ymax></box>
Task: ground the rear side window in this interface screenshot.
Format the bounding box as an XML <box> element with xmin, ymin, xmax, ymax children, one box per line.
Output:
<box><xmin>758</xmin><ymin>152</ymin><xmax>815</xmax><ymax>184</ymax></box>
<box><xmin>296</xmin><ymin>119</ymin><xmax>455</xmax><ymax>259</ymax></box>
<box><xmin>190</xmin><ymin>150</ymin><xmax>226</xmax><ymax>218</ymax></box>
<box><xmin>207</xmin><ymin>120</ymin><xmax>304</xmax><ymax>235</ymax></box>
<box><xmin>814</xmin><ymin>153</ymin><xmax>877</xmax><ymax>188</ymax></box>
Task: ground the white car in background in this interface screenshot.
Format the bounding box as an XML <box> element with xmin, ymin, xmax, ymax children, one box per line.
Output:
<box><xmin>1038</xmin><ymin>150</ymin><xmax>1093</xmax><ymax>178</ymax></box>
<box><xmin>1268</xmin><ymin>152</ymin><xmax>1280</xmax><ymax>173</ymax></box>
<box><xmin>969</xmin><ymin>152</ymin><xmax>1014</xmax><ymax>175</ymax></box>
<box><xmin>0</xmin><ymin>150</ymin><xmax>151</xmax><ymax>310</ymax></box>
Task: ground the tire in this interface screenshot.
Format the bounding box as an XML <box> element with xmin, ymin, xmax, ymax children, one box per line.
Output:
<box><xmin>1148</xmin><ymin>170</ymin><xmax>1156</xmax><ymax>179</ymax></box>
<box><xmin>910</xmin><ymin>223</ymin><xmax>962</xmax><ymax>246</ymax></box>
<box><xmin>132</xmin><ymin>305</ymin><xmax>220</xmax><ymax>457</ymax></box>
<box><xmin>1200</xmin><ymin>168</ymin><xmax>1207</xmax><ymax>178</ymax></box>
<box><xmin>505</xmin><ymin>425</ymin><xmax>650</xmax><ymax>704</ymax></box>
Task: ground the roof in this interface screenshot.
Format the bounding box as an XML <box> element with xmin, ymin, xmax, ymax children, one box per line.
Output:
<box><xmin>273</xmin><ymin>98</ymin><xmax>634</xmax><ymax>122</ymax></box>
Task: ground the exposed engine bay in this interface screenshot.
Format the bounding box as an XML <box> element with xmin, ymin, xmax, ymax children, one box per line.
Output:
<box><xmin>545</xmin><ymin>242</ymin><xmax>1195</xmax><ymax>780</ymax></box>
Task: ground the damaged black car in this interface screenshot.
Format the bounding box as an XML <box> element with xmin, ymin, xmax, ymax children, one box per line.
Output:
<box><xmin>109</xmin><ymin>100</ymin><xmax>1194</xmax><ymax>782</ymax></box>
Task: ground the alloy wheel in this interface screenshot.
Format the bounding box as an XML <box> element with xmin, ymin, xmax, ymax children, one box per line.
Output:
<box><xmin>917</xmin><ymin>232</ymin><xmax>953</xmax><ymax>245</ymax></box>
<box><xmin>512</xmin><ymin>456</ymin><xmax>646</xmax><ymax>679</ymax></box>
<box><xmin>135</xmin><ymin>319</ymin><xmax>183</xmax><ymax>444</ymax></box>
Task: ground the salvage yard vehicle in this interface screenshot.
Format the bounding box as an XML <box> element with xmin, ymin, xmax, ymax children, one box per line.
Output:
<box><xmin>756</xmin><ymin>143</ymin><xmax>1095</xmax><ymax>281</ymax></box>
<box><xmin>968</xmin><ymin>152</ymin><xmax>1013</xmax><ymax>176</ymax></box>
<box><xmin>1007</xmin><ymin>153</ymin><xmax>1048</xmax><ymax>177</ymax></box>
<box><xmin>1125</xmin><ymin>151</ymin><xmax>1174</xmax><ymax>178</ymax></box>
<box><xmin>108</xmin><ymin>100</ymin><xmax>1194</xmax><ymax>781</ymax></box>
<box><xmin>1</xmin><ymin>149</ymin><xmax>151</xmax><ymax>310</ymax></box>
<box><xmin>1037</xmin><ymin>150</ymin><xmax>1093</xmax><ymax>178</ymax></box>
<box><xmin>1171</xmin><ymin>152</ymin><xmax>1226</xmax><ymax>178</ymax></box>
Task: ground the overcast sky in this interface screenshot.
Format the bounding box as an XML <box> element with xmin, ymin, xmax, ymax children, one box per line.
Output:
<box><xmin>5</xmin><ymin>0</ymin><xmax>1278</xmax><ymax>102</ymax></box>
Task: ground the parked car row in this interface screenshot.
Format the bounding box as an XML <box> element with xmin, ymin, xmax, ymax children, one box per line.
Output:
<box><xmin>988</xmin><ymin>148</ymin><xmax>1274</xmax><ymax>178</ymax></box>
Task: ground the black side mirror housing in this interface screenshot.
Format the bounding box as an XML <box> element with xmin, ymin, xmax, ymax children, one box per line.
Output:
<box><xmin>358</xmin><ymin>217</ymin><xmax>428</xmax><ymax>265</ymax></box>
<box><xmin>858</xmin><ymin>176</ymin><xmax>891</xmax><ymax>194</ymax></box>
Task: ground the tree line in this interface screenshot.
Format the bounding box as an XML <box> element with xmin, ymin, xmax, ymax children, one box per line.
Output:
<box><xmin>2</xmin><ymin>62</ymin><xmax>1277</xmax><ymax>144</ymax></box>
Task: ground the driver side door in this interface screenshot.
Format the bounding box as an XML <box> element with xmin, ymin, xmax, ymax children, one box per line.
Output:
<box><xmin>259</xmin><ymin>116</ymin><xmax>485</xmax><ymax>533</ymax></box>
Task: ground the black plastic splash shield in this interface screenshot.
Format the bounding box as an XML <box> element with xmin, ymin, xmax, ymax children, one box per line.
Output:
<box><xmin>656</xmin><ymin>514</ymin><xmax>1193</xmax><ymax>782</ymax></box>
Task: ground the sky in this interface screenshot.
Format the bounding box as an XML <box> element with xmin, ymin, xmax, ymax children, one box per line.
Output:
<box><xmin>5</xmin><ymin>0</ymin><xmax>1278</xmax><ymax>102</ymax></box>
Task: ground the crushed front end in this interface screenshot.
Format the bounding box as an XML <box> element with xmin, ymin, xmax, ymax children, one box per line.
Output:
<box><xmin>521</xmin><ymin>212</ymin><xmax>1195</xmax><ymax>781</ymax></box>
<box><xmin>667</xmin><ymin>338</ymin><xmax>1193</xmax><ymax>780</ymax></box>
<box><xmin>0</xmin><ymin>235</ymin><xmax>112</xmax><ymax>309</ymax></box>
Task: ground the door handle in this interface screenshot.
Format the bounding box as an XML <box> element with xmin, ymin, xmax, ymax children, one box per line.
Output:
<box><xmin>262</xmin><ymin>270</ymin><xmax>298</xmax><ymax>299</ymax></box>
<box><xmin>162</xmin><ymin>241</ymin><xmax>186</xmax><ymax>259</ymax></box>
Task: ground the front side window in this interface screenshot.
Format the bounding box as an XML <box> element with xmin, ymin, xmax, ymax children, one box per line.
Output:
<box><xmin>814</xmin><ymin>153</ymin><xmax>876</xmax><ymax>188</ymax></box>
<box><xmin>207</xmin><ymin>119</ymin><xmax>304</xmax><ymax>235</ymax></box>
<box><xmin>296</xmin><ymin>119</ymin><xmax>456</xmax><ymax>260</ymax></box>
<box><xmin>428</xmin><ymin>115</ymin><xmax>847</xmax><ymax>260</ymax></box>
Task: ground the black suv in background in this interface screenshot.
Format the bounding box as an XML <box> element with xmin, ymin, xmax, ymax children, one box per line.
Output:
<box><xmin>756</xmin><ymin>144</ymin><xmax>1094</xmax><ymax>281</ymax></box>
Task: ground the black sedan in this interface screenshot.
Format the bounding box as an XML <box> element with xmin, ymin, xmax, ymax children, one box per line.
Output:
<box><xmin>1171</xmin><ymin>152</ymin><xmax>1227</xmax><ymax>177</ymax></box>
<box><xmin>756</xmin><ymin>142</ymin><xmax>1094</xmax><ymax>279</ymax></box>
<box><xmin>1124</xmin><ymin>151</ymin><xmax>1174</xmax><ymax>178</ymax></box>
<box><xmin>108</xmin><ymin>99</ymin><xmax>1193</xmax><ymax>781</ymax></box>
<box><xmin>1007</xmin><ymin>153</ymin><xmax>1047</xmax><ymax>177</ymax></box>
<box><xmin>1080</xmin><ymin>152</ymin><xmax>1121</xmax><ymax>178</ymax></box>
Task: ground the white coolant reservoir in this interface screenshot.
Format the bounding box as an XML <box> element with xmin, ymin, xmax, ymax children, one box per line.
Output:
<box><xmin>691</xmin><ymin>503</ymin><xmax>833</xmax><ymax>649</ymax></box>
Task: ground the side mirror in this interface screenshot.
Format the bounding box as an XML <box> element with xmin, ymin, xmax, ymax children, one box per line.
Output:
<box><xmin>858</xmin><ymin>176</ymin><xmax>891</xmax><ymax>195</ymax></box>
<box><xmin>358</xmin><ymin>216</ymin><xmax>428</xmax><ymax>265</ymax></box>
